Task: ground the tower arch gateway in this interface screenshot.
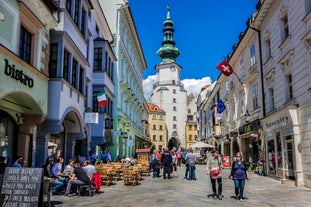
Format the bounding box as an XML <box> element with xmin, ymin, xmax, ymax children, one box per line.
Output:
<box><xmin>167</xmin><ymin>137</ymin><xmax>180</xmax><ymax>151</ymax></box>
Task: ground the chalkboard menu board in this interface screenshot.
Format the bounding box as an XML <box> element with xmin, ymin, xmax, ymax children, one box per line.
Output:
<box><xmin>1</xmin><ymin>167</ymin><xmax>43</xmax><ymax>207</ymax></box>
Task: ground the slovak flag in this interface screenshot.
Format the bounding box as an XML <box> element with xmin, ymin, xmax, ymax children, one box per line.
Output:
<box><xmin>216</xmin><ymin>60</ymin><xmax>234</xmax><ymax>76</ymax></box>
<box><xmin>97</xmin><ymin>91</ymin><xmax>108</xmax><ymax>108</ymax></box>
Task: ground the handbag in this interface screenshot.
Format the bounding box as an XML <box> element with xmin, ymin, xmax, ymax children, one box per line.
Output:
<box><xmin>211</xmin><ymin>168</ymin><xmax>221</xmax><ymax>179</ymax></box>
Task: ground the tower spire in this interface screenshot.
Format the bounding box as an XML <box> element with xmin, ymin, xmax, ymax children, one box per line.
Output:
<box><xmin>156</xmin><ymin>4</ymin><xmax>180</xmax><ymax>65</ymax></box>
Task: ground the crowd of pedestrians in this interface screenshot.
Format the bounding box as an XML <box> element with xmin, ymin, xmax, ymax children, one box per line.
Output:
<box><xmin>148</xmin><ymin>147</ymin><xmax>250</xmax><ymax>203</ymax></box>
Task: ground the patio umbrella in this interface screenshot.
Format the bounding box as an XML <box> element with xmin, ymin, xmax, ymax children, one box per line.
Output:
<box><xmin>190</xmin><ymin>141</ymin><xmax>215</xmax><ymax>148</ymax></box>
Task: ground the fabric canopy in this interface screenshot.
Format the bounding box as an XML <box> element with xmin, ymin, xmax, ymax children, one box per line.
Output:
<box><xmin>190</xmin><ymin>141</ymin><xmax>215</xmax><ymax>148</ymax></box>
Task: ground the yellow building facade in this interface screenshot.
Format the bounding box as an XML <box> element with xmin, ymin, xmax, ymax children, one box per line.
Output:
<box><xmin>147</xmin><ymin>104</ymin><xmax>167</xmax><ymax>151</ymax></box>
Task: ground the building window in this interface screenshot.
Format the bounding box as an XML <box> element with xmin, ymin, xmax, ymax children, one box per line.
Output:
<box><xmin>94</xmin><ymin>48</ymin><xmax>103</xmax><ymax>71</ymax></box>
<box><xmin>173</xmin><ymin>116</ymin><xmax>176</xmax><ymax>121</ymax></box>
<box><xmin>153</xmin><ymin>135</ymin><xmax>156</xmax><ymax>141</ymax></box>
<box><xmin>250</xmin><ymin>43</ymin><xmax>256</xmax><ymax>67</ymax></box>
<box><xmin>286</xmin><ymin>74</ymin><xmax>293</xmax><ymax>100</ymax></box>
<box><xmin>252</xmin><ymin>83</ymin><xmax>259</xmax><ymax>109</ymax></box>
<box><xmin>153</xmin><ymin>125</ymin><xmax>156</xmax><ymax>130</ymax></box>
<box><xmin>152</xmin><ymin>114</ymin><xmax>156</xmax><ymax>120</ymax></box>
<box><xmin>66</xmin><ymin>0</ymin><xmax>72</xmax><ymax>14</ymax></box>
<box><xmin>73</xmin><ymin>0</ymin><xmax>80</xmax><ymax>26</ymax></box>
<box><xmin>79</xmin><ymin>67</ymin><xmax>84</xmax><ymax>94</ymax></box>
<box><xmin>159</xmin><ymin>125</ymin><xmax>163</xmax><ymax>130</ymax></box>
<box><xmin>173</xmin><ymin>124</ymin><xmax>177</xmax><ymax>129</ymax></box>
<box><xmin>240</xmin><ymin>59</ymin><xmax>245</xmax><ymax>78</ymax></box>
<box><xmin>159</xmin><ymin>115</ymin><xmax>163</xmax><ymax>120</ymax></box>
<box><xmin>189</xmin><ymin>135</ymin><xmax>192</xmax><ymax>141</ymax></box>
<box><xmin>173</xmin><ymin>106</ymin><xmax>176</xmax><ymax>111</ymax></box>
<box><xmin>189</xmin><ymin>125</ymin><xmax>192</xmax><ymax>130</ymax></box>
<box><xmin>269</xmin><ymin>88</ymin><xmax>275</xmax><ymax>112</ymax></box>
<box><xmin>305</xmin><ymin>0</ymin><xmax>311</xmax><ymax>14</ymax></box>
<box><xmin>63</xmin><ymin>49</ymin><xmax>70</xmax><ymax>82</ymax></box>
<box><xmin>19</xmin><ymin>26</ymin><xmax>32</xmax><ymax>64</ymax></box>
<box><xmin>173</xmin><ymin>89</ymin><xmax>176</xmax><ymax>94</ymax></box>
<box><xmin>159</xmin><ymin>135</ymin><xmax>163</xmax><ymax>142</ymax></box>
<box><xmin>49</xmin><ymin>43</ymin><xmax>58</xmax><ymax>78</ymax></box>
<box><xmin>188</xmin><ymin>109</ymin><xmax>191</xmax><ymax>114</ymax></box>
<box><xmin>281</xmin><ymin>12</ymin><xmax>289</xmax><ymax>42</ymax></box>
<box><xmin>187</xmin><ymin>115</ymin><xmax>193</xmax><ymax>122</ymax></box>
<box><xmin>80</xmin><ymin>8</ymin><xmax>86</xmax><ymax>36</ymax></box>
<box><xmin>264</xmin><ymin>37</ymin><xmax>271</xmax><ymax>60</ymax></box>
<box><xmin>173</xmin><ymin>98</ymin><xmax>176</xmax><ymax>103</ymax></box>
<box><xmin>72</xmin><ymin>59</ymin><xmax>78</xmax><ymax>88</ymax></box>
<box><xmin>241</xmin><ymin>93</ymin><xmax>246</xmax><ymax>115</ymax></box>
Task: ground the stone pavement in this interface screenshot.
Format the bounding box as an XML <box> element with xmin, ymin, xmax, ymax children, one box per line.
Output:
<box><xmin>50</xmin><ymin>164</ymin><xmax>311</xmax><ymax>207</ymax></box>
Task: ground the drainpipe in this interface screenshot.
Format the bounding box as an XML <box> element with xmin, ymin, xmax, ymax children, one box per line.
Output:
<box><xmin>248</xmin><ymin>24</ymin><xmax>266</xmax><ymax>117</ymax></box>
<box><xmin>249</xmin><ymin>20</ymin><xmax>267</xmax><ymax>176</ymax></box>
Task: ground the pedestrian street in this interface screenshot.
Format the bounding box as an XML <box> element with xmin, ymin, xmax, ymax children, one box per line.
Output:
<box><xmin>50</xmin><ymin>164</ymin><xmax>311</xmax><ymax>207</ymax></box>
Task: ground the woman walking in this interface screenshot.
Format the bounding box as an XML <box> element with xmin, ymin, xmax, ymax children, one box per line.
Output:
<box><xmin>229</xmin><ymin>152</ymin><xmax>249</xmax><ymax>202</ymax></box>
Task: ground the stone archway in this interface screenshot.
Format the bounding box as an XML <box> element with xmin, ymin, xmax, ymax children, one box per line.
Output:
<box><xmin>167</xmin><ymin>137</ymin><xmax>180</xmax><ymax>151</ymax></box>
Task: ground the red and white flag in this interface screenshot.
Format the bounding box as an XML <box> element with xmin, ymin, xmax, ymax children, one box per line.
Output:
<box><xmin>216</xmin><ymin>60</ymin><xmax>234</xmax><ymax>76</ymax></box>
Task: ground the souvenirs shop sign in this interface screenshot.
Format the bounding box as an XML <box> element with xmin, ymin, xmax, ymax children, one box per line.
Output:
<box><xmin>4</xmin><ymin>58</ymin><xmax>34</xmax><ymax>88</ymax></box>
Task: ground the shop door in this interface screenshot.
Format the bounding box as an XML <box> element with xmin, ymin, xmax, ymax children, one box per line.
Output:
<box><xmin>285</xmin><ymin>136</ymin><xmax>295</xmax><ymax>180</ymax></box>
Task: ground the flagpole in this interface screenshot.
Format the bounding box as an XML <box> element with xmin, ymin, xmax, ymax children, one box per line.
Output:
<box><xmin>221</xmin><ymin>56</ymin><xmax>244</xmax><ymax>85</ymax></box>
<box><xmin>232</xmin><ymin>71</ymin><xmax>243</xmax><ymax>85</ymax></box>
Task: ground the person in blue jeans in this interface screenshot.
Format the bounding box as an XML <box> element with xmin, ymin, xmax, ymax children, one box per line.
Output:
<box><xmin>185</xmin><ymin>148</ymin><xmax>196</xmax><ymax>180</ymax></box>
<box><xmin>229</xmin><ymin>152</ymin><xmax>250</xmax><ymax>202</ymax></box>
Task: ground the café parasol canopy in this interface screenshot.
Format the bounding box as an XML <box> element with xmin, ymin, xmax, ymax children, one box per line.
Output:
<box><xmin>190</xmin><ymin>141</ymin><xmax>215</xmax><ymax>148</ymax></box>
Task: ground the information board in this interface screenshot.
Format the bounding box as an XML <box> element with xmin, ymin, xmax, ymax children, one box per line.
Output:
<box><xmin>1</xmin><ymin>167</ymin><xmax>43</xmax><ymax>207</ymax></box>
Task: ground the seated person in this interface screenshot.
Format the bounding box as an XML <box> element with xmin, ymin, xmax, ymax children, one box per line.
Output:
<box><xmin>64</xmin><ymin>161</ymin><xmax>91</xmax><ymax>196</ymax></box>
<box><xmin>83</xmin><ymin>160</ymin><xmax>96</xmax><ymax>179</ymax></box>
<box><xmin>63</xmin><ymin>159</ymin><xmax>75</xmax><ymax>175</ymax></box>
<box><xmin>44</xmin><ymin>157</ymin><xmax>64</xmax><ymax>195</ymax></box>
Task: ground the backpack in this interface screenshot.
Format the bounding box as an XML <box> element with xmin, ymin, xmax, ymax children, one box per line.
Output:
<box><xmin>177</xmin><ymin>152</ymin><xmax>182</xmax><ymax>159</ymax></box>
<box><xmin>162</xmin><ymin>153</ymin><xmax>172</xmax><ymax>165</ymax></box>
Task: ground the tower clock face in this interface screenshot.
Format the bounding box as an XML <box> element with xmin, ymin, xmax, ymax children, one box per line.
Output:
<box><xmin>170</xmin><ymin>66</ymin><xmax>177</xmax><ymax>72</ymax></box>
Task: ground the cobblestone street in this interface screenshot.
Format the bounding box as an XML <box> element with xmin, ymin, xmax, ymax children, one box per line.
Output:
<box><xmin>50</xmin><ymin>165</ymin><xmax>311</xmax><ymax>207</ymax></box>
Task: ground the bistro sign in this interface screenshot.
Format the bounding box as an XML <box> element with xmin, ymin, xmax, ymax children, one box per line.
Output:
<box><xmin>4</xmin><ymin>58</ymin><xmax>34</xmax><ymax>88</ymax></box>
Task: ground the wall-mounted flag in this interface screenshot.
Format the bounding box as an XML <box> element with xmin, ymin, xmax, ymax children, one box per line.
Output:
<box><xmin>217</xmin><ymin>99</ymin><xmax>226</xmax><ymax>114</ymax></box>
<box><xmin>97</xmin><ymin>90</ymin><xmax>108</xmax><ymax>108</ymax></box>
<box><xmin>216</xmin><ymin>60</ymin><xmax>234</xmax><ymax>76</ymax></box>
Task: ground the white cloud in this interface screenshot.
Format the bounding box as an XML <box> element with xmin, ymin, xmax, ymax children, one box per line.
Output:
<box><xmin>143</xmin><ymin>75</ymin><xmax>212</xmax><ymax>102</ymax></box>
<box><xmin>181</xmin><ymin>77</ymin><xmax>212</xmax><ymax>96</ymax></box>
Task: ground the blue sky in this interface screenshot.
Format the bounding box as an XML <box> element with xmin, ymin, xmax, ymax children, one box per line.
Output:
<box><xmin>129</xmin><ymin>0</ymin><xmax>258</xmax><ymax>100</ymax></box>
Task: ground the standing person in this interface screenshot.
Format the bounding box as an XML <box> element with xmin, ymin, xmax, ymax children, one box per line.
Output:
<box><xmin>156</xmin><ymin>150</ymin><xmax>162</xmax><ymax>177</ymax></box>
<box><xmin>161</xmin><ymin>148</ymin><xmax>172</xmax><ymax>179</ymax></box>
<box><xmin>12</xmin><ymin>156</ymin><xmax>23</xmax><ymax>167</ymax></box>
<box><xmin>185</xmin><ymin>148</ymin><xmax>196</xmax><ymax>180</ymax></box>
<box><xmin>229</xmin><ymin>152</ymin><xmax>249</xmax><ymax>202</ymax></box>
<box><xmin>206</xmin><ymin>149</ymin><xmax>223</xmax><ymax>200</ymax></box>
<box><xmin>176</xmin><ymin>150</ymin><xmax>182</xmax><ymax>167</ymax></box>
<box><xmin>150</xmin><ymin>150</ymin><xmax>160</xmax><ymax>178</ymax></box>
<box><xmin>171</xmin><ymin>150</ymin><xmax>178</xmax><ymax>178</ymax></box>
